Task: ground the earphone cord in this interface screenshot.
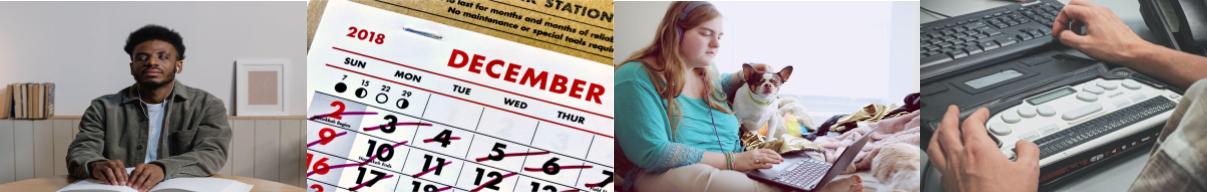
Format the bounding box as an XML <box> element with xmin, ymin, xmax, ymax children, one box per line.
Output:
<box><xmin>709</xmin><ymin>100</ymin><xmax>726</xmax><ymax>152</ymax></box>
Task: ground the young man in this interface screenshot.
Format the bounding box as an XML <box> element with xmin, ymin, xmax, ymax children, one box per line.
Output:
<box><xmin>66</xmin><ymin>25</ymin><xmax>232</xmax><ymax>191</ymax></box>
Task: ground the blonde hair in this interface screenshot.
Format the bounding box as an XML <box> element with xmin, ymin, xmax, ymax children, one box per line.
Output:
<box><xmin>622</xmin><ymin>1</ymin><xmax>729</xmax><ymax>140</ymax></box>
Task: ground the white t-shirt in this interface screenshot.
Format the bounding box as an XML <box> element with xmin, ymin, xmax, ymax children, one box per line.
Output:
<box><xmin>145</xmin><ymin>102</ymin><xmax>165</xmax><ymax>163</ymax></box>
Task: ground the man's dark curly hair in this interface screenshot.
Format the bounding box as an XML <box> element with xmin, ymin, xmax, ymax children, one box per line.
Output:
<box><xmin>124</xmin><ymin>25</ymin><xmax>185</xmax><ymax>60</ymax></box>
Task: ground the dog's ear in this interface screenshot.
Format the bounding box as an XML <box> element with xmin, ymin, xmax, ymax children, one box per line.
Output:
<box><xmin>777</xmin><ymin>66</ymin><xmax>794</xmax><ymax>82</ymax></box>
<box><xmin>742</xmin><ymin>63</ymin><xmax>755</xmax><ymax>81</ymax></box>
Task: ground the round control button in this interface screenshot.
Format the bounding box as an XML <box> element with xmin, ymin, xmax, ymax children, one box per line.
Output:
<box><xmin>1002</xmin><ymin>113</ymin><xmax>1021</xmax><ymax>124</ymax></box>
<box><xmin>1076</xmin><ymin>92</ymin><xmax>1098</xmax><ymax>102</ymax></box>
<box><xmin>1123</xmin><ymin>80</ymin><xmax>1143</xmax><ymax>90</ymax></box>
<box><xmin>1017</xmin><ymin>106</ymin><xmax>1037</xmax><ymax>118</ymax></box>
<box><xmin>1083</xmin><ymin>86</ymin><xmax>1104</xmax><ymax>95</ymax></box>
<box><xmin>1097</xmin><ymin>80</ymin><xmax>1119</xmax><ymax>90</ymax></box>
<box><xmin>1037</xmin><ymin>105</ymin><xmax>1057</xmax><ymax>117</ymax></box>
<box><xmin>990</xmin><ymin>124</ymin><xmax>1012</xmax><ymax>135</ymax></box>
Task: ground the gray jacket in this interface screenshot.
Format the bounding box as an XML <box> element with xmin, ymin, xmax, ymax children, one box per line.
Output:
<box><xmin>67</xmin><ymin>82</ymin><xmax>231</xmax><ymax>180</ymax></box>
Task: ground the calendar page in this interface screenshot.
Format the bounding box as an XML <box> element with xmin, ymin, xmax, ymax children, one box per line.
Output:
<box><xmin>304</xmin><ymin>1</ymin><xmax>614</xmax><ymax>192</ymax></box>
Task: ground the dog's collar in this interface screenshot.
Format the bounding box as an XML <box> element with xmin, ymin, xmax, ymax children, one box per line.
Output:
<box><xmin>746</xmin><ymin>88</ymin><xmax>772</xmax><ymax>106</ymax></box>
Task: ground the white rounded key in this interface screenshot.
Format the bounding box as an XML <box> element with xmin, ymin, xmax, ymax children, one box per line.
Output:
<box><xmin>1108</xmin><ymin>91</ymin><xmax>1125</xmax><ymax>98</ymax></box>
<box><xmin>990</xmin><ymin>123</ymin><xmax>1012</xmax><ymax>135</ymax></box>
<box><xmin>1002</xmin><ymin>113</ymin><xmax>1022</xmax><ymax>124</ymax></box>
<box><xmin>1112</xmin><ymin>98</ymin><xmax>1131</xmax><ymax>108</ymax></box>
<box><xmin>1003</xmin><ymin>149</ymin><xmax>1017</xmax><ymax>161</ymax></box>
<box><xmin>1130</xmin><ymin>93</ymin><xmax>1148</xmax><ymax>102</ymax></box>
<box><xmin>1017</xmin><ymin>106</ymin><xmax>1037</xmax><ymax>118</ymax></box>
<box><xmin>1037</xmin><ymin>105</ymin><xmax>1057</xmax><ymax>117</ymax></box>
<box><xmin>1076</xmin><ymin>92</ymin><xmax>1098</xmax><ymax>102</ymax></box>
<box><xmin>1062</xmin><ymin>104</ymin><xmax>1103</xmax><ymax>121</ymax></box>
<box><xmin>1083</xmin><ymin>86</ymin><xmax>1104</xmax><ymax>94</ymax></box>
<box><xmin>1036</xmin><ymin>123</ymin><xmax>1060</xmax><ymax>135</ymax></box>
<box><xmin>1122</xmin><ymin>80</ymin><xmax>1142</xmax><ymax>90</ymax></box>
<box><xmin>1097</xmin><ymin>81</ymin><xmax>1119</xmax><ymax>90</ymax></box>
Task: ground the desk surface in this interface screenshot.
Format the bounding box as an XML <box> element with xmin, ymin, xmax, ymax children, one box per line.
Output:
<box><xmin>0</xmin><ymin>175</ymin><xmax>304</xmax><ymax>192</ymax></box>
<box><xmin>920</xmin><ymin>0</ymin><xmax>1157</xmax><ymax>191</ymax></box>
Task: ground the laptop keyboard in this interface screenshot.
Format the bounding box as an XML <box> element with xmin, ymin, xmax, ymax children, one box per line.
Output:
<box><xmin>777</xmin><ymin>158</ymin><xmax>830</xmax><ymax>189</ymax></box>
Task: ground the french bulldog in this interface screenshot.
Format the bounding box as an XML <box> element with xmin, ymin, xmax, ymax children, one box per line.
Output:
<box><xmin>732</xmin><ymin>63</ymin><xmax>813</xmax><ymax>138</ymax></box>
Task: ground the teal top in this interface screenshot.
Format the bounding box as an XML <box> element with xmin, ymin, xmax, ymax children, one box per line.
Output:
<box><xmin>615</xmin><ymin>61</ymin><xmax>742</xmax><ymax>173</ymax></box>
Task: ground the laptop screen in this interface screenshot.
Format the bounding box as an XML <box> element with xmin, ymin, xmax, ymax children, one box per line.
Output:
<box><xmin>816</xmin><ymin>135</ymin><xmax>872</xmax><ymax>188</ymax></box>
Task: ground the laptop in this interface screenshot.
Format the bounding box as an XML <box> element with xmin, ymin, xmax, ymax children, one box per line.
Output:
<box><xmin>746</xmin><ymin>135</ymin><xmax>870</xmax><ymax>191</ymax></box>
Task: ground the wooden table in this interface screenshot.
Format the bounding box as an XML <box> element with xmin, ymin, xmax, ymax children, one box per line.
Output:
<box><xmin>0</xmin><ymin>175</ymin><xmax>304</xmax><ymax>191</ymax></box>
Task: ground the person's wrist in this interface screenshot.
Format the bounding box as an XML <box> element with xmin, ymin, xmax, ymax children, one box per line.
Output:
<box><xmin>733</xmin><ymin>152</ymin><xmax>743</xmax><ymax>170</ymax></box>
<box><xmin>149</xmin><ymin>162</ymin><xmax>167</xmax><ymax>175</ymax></box>
<box><xmin>1119</xmin><ymin>40</ymin><xmax>1160</xmax><ymax>65</ymax></box>
<box><xmin>88</xmin><ymin>160</ymin><xmax>107</xmax><ymax>173</ymax></box>
<box><xmin>86</xmin><ymin>161</ymin><xmax>100</xmax><ymax>177</ymax></box>
<box><xmin>723</xmin><ymin>152</ymin><xmax>733</xmax><ymax>170</ymax></box>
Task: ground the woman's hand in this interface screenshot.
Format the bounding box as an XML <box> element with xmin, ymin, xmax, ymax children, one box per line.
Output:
<box><xmin>735</xmin><ymin>149</ymin><xmax>784</xmax><ymax>171</ymax></box>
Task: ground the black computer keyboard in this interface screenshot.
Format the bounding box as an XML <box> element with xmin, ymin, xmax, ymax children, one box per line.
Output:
<box><xmin>921</xmin><ymin>0</ymin><xmax>1064</xmax><ymax>81</ymax></box>
<box><xmin>1032</xmin><ymin>96</ymin><xmax>1176</xmax><ymax>158</ymax></box>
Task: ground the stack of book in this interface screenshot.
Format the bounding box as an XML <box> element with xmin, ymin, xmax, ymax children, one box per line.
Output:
<box><xmin>0</xmin><ymin>83</ymin><xmax>55</xmax><ymax>119</ymax></box>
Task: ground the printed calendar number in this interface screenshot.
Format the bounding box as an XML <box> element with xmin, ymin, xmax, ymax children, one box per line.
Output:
<box><xmin>307</xmin><ymin>153</ymin><xmax>331</xmax><ymax>175</ymax></box>
<box><xmin>328</xmin><ymin>101</ymin><xmax>346</xmax><ymax>120</ymax></box>
<box><xmin>486</xmin><ymin>143</ymin><xmax>506</xmax><ymax>161</ymax></box>
<box><xmin>421</xmin><ymin>154</ymin><xmax>449</xmax><ymax>176</ymax></box>
<box><xmin>430</xmin><ymin>129</ymin><xmax>454</xmax><ymax>147</ymax></box>
<box><xmin>410</xmin><ymin>180</ymin><xmax>448</xmax><ymax>192</ymax></box>
<box><xmin>380</xmin><ymin>115</ymin><xmax>398</xmax><ymax>133</ymax></box>
<box><xmin>529</xmin><ymin>182</ymin><xmax>558</xmax><ymax>192</ymax></box>
<box><xmin>363</xmin><ymin>139</ymin><xmax>396</xmax><ymax>162</ymax></box>
<box><xmin>346</xmin><ymin>26</ymin><xmax>386</xmax><ymax>45</ymax></box>
<box><xmin>541</xmin><ymin>158</ymin><xmax>561</xmax><ymax>175</ymax></box>
<box><xmin>309</xmin><ymin>184</ymin><xmax>324</xmax><ymax>192</ymax></box>
<box><xmin>354</xmin><ymin>166</ymin><xmax>388</xmax><ymax>187</ymax></box>
<box><xmin>472</xmin><ymin>168</ymin><xmax>504</xmax><ymax>191</ymax></box>
<box><xmin>587</xmin><ymin>170</ymin><xmax>614</xmax><ymax>188</ymax></box>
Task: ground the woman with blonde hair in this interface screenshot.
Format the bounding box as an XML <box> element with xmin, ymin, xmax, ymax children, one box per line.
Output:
<box><xmin>615</xmin><ymin>2</ymin><xmax>784</xmax><ymax>191</ymax></box>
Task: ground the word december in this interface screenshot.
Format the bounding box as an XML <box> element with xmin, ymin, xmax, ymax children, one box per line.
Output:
<box><xmin>447</xmin><ymin>49</ymin><xmax>605</xmax><ymax>104</ymax></box>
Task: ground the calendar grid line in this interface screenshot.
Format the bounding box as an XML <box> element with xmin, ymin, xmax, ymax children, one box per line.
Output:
<box><xmin>397</xmin><ymin>131</ymin><xmax>417</xmax><ymax>177</ymax></box>
<box><xmin>582</xmin><ymin>136</ymin><xmax>597</xmax><ymax>165</ymax></box>
<box><xmin>573</xmin><ymin>136</ymin><xmax>598</xmax><ymax>187</ymax></box>
<box><xmin>465</xmin><ymin>109</ymin><xmax>485</xmax><ymax>159</ymax></box>
<box><xmin>411</xmin><ymin>93</ymin><xmax>433</xmax><ymax>146</ymax></box>
<box><xmin>453</xmin><ymin>154</ymin><xmax>468</xmax><ymax>189</ymax></box>
<box><xmin>529</xmin><ymin>121</ymin><xmax>541</xmax><ymax>148</ymax></box>
<box><xmin>520</xmin><ymin>120</ymin><xmax>541</xmax><ymax>184</ymax></box>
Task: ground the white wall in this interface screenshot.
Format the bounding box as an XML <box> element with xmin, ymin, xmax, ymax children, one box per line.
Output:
<box><xmin>890</xmin><ymin>1</ymin><xmax>922</xmax><ymax>102</ymax></box>
<box><xmin>0</xmin><ymin>1</ymin><xmax>307</xmax><ymax>115</ymax></box>
<box><xmin>615</xmin><ymin>1</ymin><xmax>919</xmax><ymax>118</ymax></box>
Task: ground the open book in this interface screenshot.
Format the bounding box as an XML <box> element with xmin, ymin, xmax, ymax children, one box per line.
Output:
<box><xmin>57</xmin><ymin>168</ymin><xmax>253</xmax><ymax>192</ymax></box>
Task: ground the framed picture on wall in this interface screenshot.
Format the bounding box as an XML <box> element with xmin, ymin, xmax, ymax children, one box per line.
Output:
<box><xmin>234</xmin><ymin>59</ymin><xmax>288</xmax><ymax>116</ymax></box>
